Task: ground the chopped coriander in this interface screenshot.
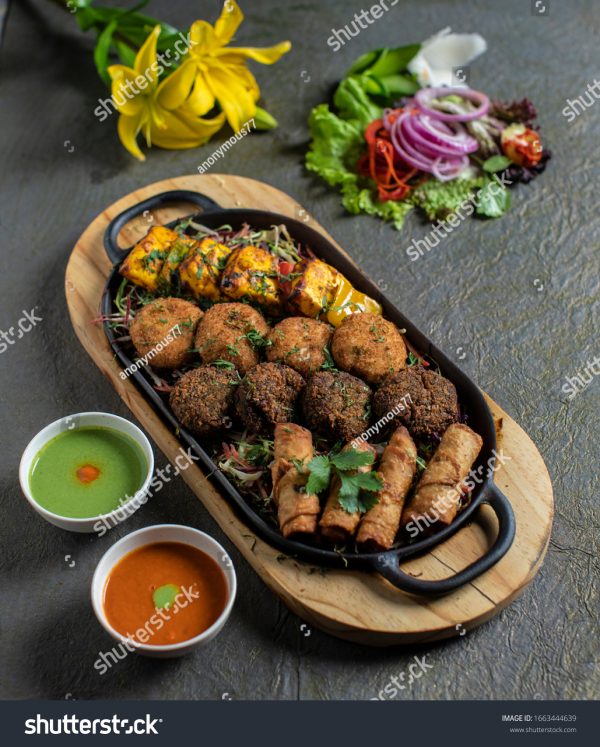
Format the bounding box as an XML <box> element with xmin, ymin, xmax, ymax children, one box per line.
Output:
<box><xmin>321</xmin><ymin>346</ymin><xmax>338</xmax><ymax>371</ymax></box>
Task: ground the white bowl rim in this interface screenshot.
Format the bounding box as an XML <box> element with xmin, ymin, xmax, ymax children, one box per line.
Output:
<box><xmin>91</xmin><ymin>524</ymin><xmax>237</xmax><ymax>652</ymax></box>
<box><xmin>18</xmin><ymin>412</ymin><xmax>154</xmax><ymax>526</ymax></box>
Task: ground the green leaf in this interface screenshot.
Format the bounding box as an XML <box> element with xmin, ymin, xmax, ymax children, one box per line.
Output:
<box><xmin>333</xmin><ymin>77</ymin><xmax>382</xmax><ymax>128</ymax></box>
<box><xmin>305</xmin><ymin>455</ymin><xmax>331</xmax><ymax>495</ymax></box>
<box><xmin>360</xmin><ymin>73</ymin><xmax>387</xmax><ymax>96</ymax></box>
<box><xmin>346</xmin><ymin>48</ymin><xmax>381</xmax><ymax>76</ymax></box>
<box><xmin>341</xmin><ymin>181</ymin><xmax>413</xmax><ymax>231</ymax></box>
<box><xmin>115</xmin><ymin>40</ymin><xmax>136</xmax><ymax>67</ymax></box>
<box><xmin>416</xmin><ymin>455</ymin><xmax>428</xmax><ymax>470</ymax></box>
<box><xmin>152</xmin><ymin>583</ymin><xmax>180</xmax><ymax>610</ymax></box>
<box><xmin>330</xmin><ymin>448</ymin><xmax>375</xmax><ymax>471</ymax></box>
<box><xmin>306</xmin><ymin>104</ymin><xmax>364</xmax><ymax>187</ymax></box>
<box><xmin>482</xmin><ymin>155</ymin><xmax>512</xmax><ymax>173</ymax></box>
<box><xmin>74</xmin><ymin>8</ymin><xmax>98</xmax><ymax>32</ymax></box>
<box><xmin>94</xmin><ymin>19</ymin><xmax>118</xmax><ymax>87</ymax></box>
<box><xmin>476</xmin><ymin>177</ymin><xmax>512</xmax><ymax>218</ymax></box>
<box><xmin>366</xmin><ymin>44</ymin><xmax>421</xmax><ymax>77</ymax></box>
<box><xmin>338</xmin><ymin>472</ymin><xmax>383</xmax><ymax>513</ymax></box>
<box><xmin>410</xmin><ymin>176</ymin><xmax>485</xmax><ymax>221</ymax></box>
<box><xmin>378</xmin><ymin>73</ymin><xmax>419</xmax><ymax>96</ymax></box>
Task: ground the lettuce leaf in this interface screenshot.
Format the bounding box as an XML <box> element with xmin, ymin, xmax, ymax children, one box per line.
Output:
<box><xmin>305</xmin><ymin>104</ymin><xmax>363</xmax><ymax>187</ymax></box>
<box><xmin>306</xmin><ymin>81</ymin><xmax>413</xmax><ymax>230</ymax></box>
<box><xmin>342</xmin><ymin>182</ymin><xmax>413</xmax><ymax>231</ymax></box>
<box><xmin>410</xmin><ymin>176</ymin><xmax>485</xmax><ymax>221</ymax></box>
<box><xmin>333</xmin><ymin>77</ymin><xmax>382</xmax><ymax>127</ymax></box>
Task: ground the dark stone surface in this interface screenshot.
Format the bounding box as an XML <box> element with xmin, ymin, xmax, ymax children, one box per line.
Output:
<box><xmin>1</xmin><ymin>0</ymin><xmax>598</xmax><ymax>700</ymax></box>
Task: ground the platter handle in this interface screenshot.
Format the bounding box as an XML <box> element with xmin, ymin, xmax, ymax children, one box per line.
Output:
<box><xmin>103</xmin><ymin>190</ymin><xmax>221</xmax><ymax>265</ymax></box>
<box><xmin>372</xmin><ymin>483</ymin><xmax>516</xmax><ymax>596</ymax></box>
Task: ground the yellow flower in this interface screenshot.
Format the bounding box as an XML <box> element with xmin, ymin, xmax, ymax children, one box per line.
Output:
<box><xmin>185</xmin><ymin>0</ymin><xmax>291</xmax><ymax>132</ymax></box>
<box><xmin>108</xmin><ymin>26</ymin><xmax>225</xmax><ymax>161</ymax></box>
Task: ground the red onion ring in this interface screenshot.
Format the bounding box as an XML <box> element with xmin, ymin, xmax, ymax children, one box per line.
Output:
<box><xmin>404</xmin><ymin>115</ymin><xmax>478</xmax><ymax>156</ymax></box>
<box><xmin>414</xmin><ymin>86</ymin><xmax>490</xmax><ymax>122</ymax></box>
<box><xmin>383</xmin><ymin>107</ymin><xmax>473</xmax><ymax>181</ymax></box>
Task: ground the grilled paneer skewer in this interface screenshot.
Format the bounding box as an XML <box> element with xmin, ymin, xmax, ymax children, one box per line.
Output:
<box><xmin>119</xmin><ymin>226</ymin><xmax>179</xmax><ymax>291</ymax></box>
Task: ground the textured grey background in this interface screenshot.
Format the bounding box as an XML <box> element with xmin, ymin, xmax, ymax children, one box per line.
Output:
<box><xmin>1</xmin><ymin>0</ymin><xmax>598</xmax><ymax>700</ymax></box>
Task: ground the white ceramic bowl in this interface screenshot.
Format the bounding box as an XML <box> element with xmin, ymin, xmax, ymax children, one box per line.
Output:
<box><xmin>91</xmin><ymin>524</ymin><xmax>237</xmax><ymax>658</ymax></box>
<box><xmin>19</xmin><ymin>412</ymin><xmax>154</xmax><ymax>533</ymax></box>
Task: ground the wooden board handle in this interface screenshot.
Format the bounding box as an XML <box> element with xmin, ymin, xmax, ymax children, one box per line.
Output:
<box><xmin>373</xmin><ymin>483</ymin><xmax>516</xmax><ymax>595</ymax></box>
<box><xmin>103</xmin><ymin>189</ymin><xmax>222</xmax><ymax>264</ymax></box>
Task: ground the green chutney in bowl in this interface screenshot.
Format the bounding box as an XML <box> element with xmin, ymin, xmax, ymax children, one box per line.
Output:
<box><xmin>29</xmin><ymin>427</ymin><xmax>147</xmax><ymax>519</ymax></box>
<box><xmin>19</xmin><ymin>412</ymin><xmax>155</xmax><ymax>532</ymax></box>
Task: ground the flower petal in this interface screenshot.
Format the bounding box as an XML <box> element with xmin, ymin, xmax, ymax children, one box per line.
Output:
<box><xmin>214</xmin><ymin>0</ymin><xmax>244</xmax><ymax>45</ymax></box>
<box><xmin>181</xmin><ymin>71</ymin><xmax>217</xmax><ymax>116</ymax></box>
<box><xmin>189</xmin><ymin>20</ymin><xmax>221</xmax><ymax>55</ymax></box>
<box><xmin>204</xmin><ymin>65</ymin><xmax>257</xmax><ymax>132</ymax></box>
<box><xmin>215</xmin><ymin>57</ymin><xmax>260</xmax><ymax>100</ymax></box>
<box><xmin>108</xmin><ymin>65</ymin><xmax>145</xmax><ymax>116</ymax></box>
<box><xmin>156</xmin><ymin>60</ymin><xmax>197</xmax><ymax>110</ymax></box>
<box><xmin>135</xmin><ymin>25</ymin><xmax>161</xmax><ymax>87</ymax></box>
<box><xmin>408</xmin><ymin>28</ymin><xmax>487</xmax><ymax>87</ymax></box>
<box><xmin>117</xmin><ymin>110</ymin><xmax>145</xmax><ymax>161</ymax></box>
<box><xmin>149</xmin><ymin>109</ymin><xmax>226</xmax><ymax>149</ymax></box>
<box><xmin>217</xmin><ymin>40</ymin><xmax>291</xmax><ymax>65</ymax></box>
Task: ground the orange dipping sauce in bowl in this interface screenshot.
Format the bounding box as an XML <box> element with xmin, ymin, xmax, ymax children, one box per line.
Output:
<box><xmin>103</xmin><ymin>542</ymin><xmax>228</xmax><ymax>646</ymax></box>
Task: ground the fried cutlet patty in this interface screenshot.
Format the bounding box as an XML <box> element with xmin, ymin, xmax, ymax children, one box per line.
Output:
<box><xmin>129</xmin><ymin>297</ymin><xmax>202</xmax><ymax>369</ymax></box>
<box><xmin>266</xmin><ymin>317</ymin><xmax>332</xmax><ymax>378</ymax></box>
<box><xmin>331</xmin><ymin>312</ymin><xmax>407</xmax><ymax>385</ymax></box>
<box><xmin>194</xmin><ymin>302</ymin><xmax>269</xmax><ymax>374</ymax></box>
<box><xmin>373</xmin><ymin>364</ymin><xmax>459</xmax><ymax>439</ymax></box>
<box><xmin>169</xmin><ymin>365</ymin><xmax>238</xmax><ymax>435</ymax></box>
<box><xmin>235</xmin><ymin>363</ymin><xmax>306</xmax><ymax>433</ymax></box>
<box><xmin>303</xmin><ymin>370</ymin><xmax>372</xmax><ymax>442</ymax></box>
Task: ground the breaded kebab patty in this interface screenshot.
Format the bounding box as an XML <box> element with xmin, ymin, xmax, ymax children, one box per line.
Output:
<box><xmin>169</xmin><ymin>365</ymin><xmax>238</xmax><ymax>435</ymax></box>
<box><xmin>331</xmin><ymin>312</ymin><xmax>407</xmax><ymax>385</ymax></box>
<box><xmin>266</xmin><ymin>317</ymin><xmax>332</xmax><ymax>378</ymax></box>
<box><xmin>129</xmin><ymin>297</ymin><xmax>202</xmax><ymax>369</ymax></box>
<box><xmin>374</xmin><ymin>364</ymin><xmax>459</xmax><ymax>439</ymax></box>
<box><xmin>194</xmin><ymin>302</ymin><xmax>269</xmax><ymax>375</ymax></box>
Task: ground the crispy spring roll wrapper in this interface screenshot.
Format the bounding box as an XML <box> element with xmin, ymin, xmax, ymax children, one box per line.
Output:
<box><xmin>271</xmin><ymin>423</ymin><xmax>313</xmax><ymax>493</ymax></box>
<box><xmin>271</xmin><ymin>423</ymin><xmax>320</xmax><ymax>538</ymax></box>
<box><xmin>356</xmin><ymin>426</ymin><xmax>417</xmax><ymax>551</ymax></box>
<box><xmin>276</xmin><ymin>468</ymin><xmax>321</xmax><ymax>538</ymax></box>
<box><xmin>319</xmin><ymin>441</ymin><xmax>377</xmax><ymax>544</ymax></box>
<box><xmin>401</xmin><ymin>423</ymin><xmax>483</xmax><ymax>530</ymax></box>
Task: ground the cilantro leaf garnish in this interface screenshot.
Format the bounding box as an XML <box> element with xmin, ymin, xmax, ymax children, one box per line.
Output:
<box><xmin>305</xmin><ymin>447</ymin><xmax>382</xmax><ymax>514</ymax></box>
<box><xmin>305</xmin><ymin>455</ymin><xmax>331</xmax><ymax>495</ymax></box>
<box><xmin>330</xmin><ymin>449</ymin><xmax>374</xmax><ymax>471</ymax></box>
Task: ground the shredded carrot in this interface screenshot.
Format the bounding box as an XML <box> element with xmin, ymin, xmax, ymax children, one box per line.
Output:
<box><xmin>357</xmin><ymin>111</ymin><xmax>420</xmax><ymax>202</ymax></box>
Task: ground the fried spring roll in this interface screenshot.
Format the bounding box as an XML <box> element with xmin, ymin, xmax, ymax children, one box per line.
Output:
<box><xmin>319</xmin><ymin>441</ymin><xmax>376</xmax><ymax>544</ymax></box>
<box><xmin>271</xmin><ymin>423</ymin><xmax>320</xmax><ymax>538</ymax></box>
<box><xmin>401</xmin><ymin>423</ymin><xmax>483</xmax><ymax>531</ymax></box>
<box><xmin>271</xmin><ymin>423</ymin><xmax>313</xmax><ymax>493</ymax></box>
<box><xmin>276</xmin><ymin>468</ymin><xmax>321</xmax><ymax>538</ymax></box>
<box><xmin>356</xmin><ymin>426</ymin><xmax>417</xmax><ymax>551</ymax></box>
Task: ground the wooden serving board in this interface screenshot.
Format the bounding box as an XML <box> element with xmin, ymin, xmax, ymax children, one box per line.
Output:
<box><xmin>65</xmin><ymin>175</ymin><xmax>554</xmax><ymax>646</ymax></box>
